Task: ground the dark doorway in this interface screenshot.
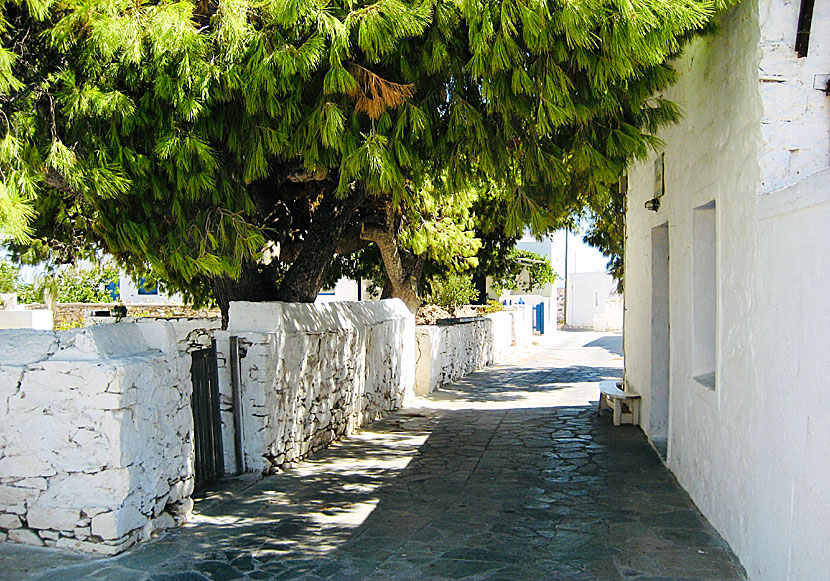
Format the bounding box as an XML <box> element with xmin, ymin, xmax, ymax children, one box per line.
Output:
<box><xmin>190</xmin><ymin>341</ymin><xmax>225</xmax><ymax>490</ymax></box>
<box><xmin>650</xmin><ymin>222</ymin><xmax>670</xmax><ymax>458</ymax></box>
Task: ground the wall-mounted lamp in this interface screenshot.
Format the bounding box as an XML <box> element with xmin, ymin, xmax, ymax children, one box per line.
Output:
<box><xmin>644</xmin><ymin>198</ymin><xmax>661</xmax><ymax>212</ymax></box>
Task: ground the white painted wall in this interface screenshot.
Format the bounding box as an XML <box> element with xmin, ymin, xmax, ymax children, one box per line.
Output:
<box><xmin>566</xmin><ymin>272</ymin><xmax>620</xmax><ymax>329</ymax></box>
<box><xmin>757</xmin><ymin>0</ymin><xmax>830</xmax><ymax>192</ymax></box>
<box><xmin>0</xmin><ymin>323</ymin><xmax>195</xmax><ymax>554</ymax></box>
<box><xmin>0</xmin><ymin>310</ymin><xmax>53</xmax><ymax>330</ymax></box>
<box><xmin>414</xmin><ymin>311</ymin><xmax>517</xmax><ymax>394</ymax></box>
<box><xmin>501</xmin><ymin>295</ymin><xmax>554</xmax><ymax>334</ymax></box>
<box><xmin>214</xmin><ymin>299</ymin><xmax>415</xmax><ymax>473</ymax></box>
<box><xmin>314</xmin><ymin>277</ymin><xmax>360</xmax><ymax>303</ymax></box>
<box><xmin>624</xmin><ymin>1</ymin><xmax>830</xmax><ymax>578</ymax></box>
<box><xmin>118</xmin><ymin>273</ymin><xmax>182</xmax><ymax>304</ymax></box>
<box><xmin>0</xmin><ymin>301</ymin><xmax>417</xmax><ymax>554</ymax></box>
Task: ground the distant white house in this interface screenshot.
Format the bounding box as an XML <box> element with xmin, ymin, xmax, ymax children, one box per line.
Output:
<box><xmin>623</xmin><ymin>1</ymin><xmax>829</xmax><ymax>578</ymax></box>
<box><xmin>314</xmin><ymin>278</ymin><xmax>362</xmax><ymax>303</ymax></box>
<box><xmin>508</xmin><ymin>230</ymin><xmax>619</xmax><ymax>330</ymax></box>
<box><xmin>118</xmin><ymin>272</ymin><xmax>183</xmax><ymax>304</ymax></box>
<box><xmin>565</xmin><ymin>272</ymin><xmax>621</xmax><ymax>331</ymax></box>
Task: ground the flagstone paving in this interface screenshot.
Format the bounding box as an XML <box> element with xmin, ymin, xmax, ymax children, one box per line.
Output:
<box><xmin>0</xmin><ymin>331</ymin><xmax>746</xmax><ymax>580</ymax></box>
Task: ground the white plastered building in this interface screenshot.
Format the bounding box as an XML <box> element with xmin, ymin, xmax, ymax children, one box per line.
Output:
<box><xmin>623</xmin><ymin>0</ymin><xmax>830</xmax><ymax>578</ymax></box>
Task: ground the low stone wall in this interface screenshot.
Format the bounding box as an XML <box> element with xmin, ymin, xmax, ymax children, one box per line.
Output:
<box><xmin>23</xmin><ymin>303</ymin><xmax>220</xmax><ymax>329</ymax></box>
<box><xmin>486</xmin><ymin>311</ymin><xmax>517</xmax><ymax>356</ymax></box>
<box><xmin>0</xmin><ymin>309</ymin><xmax>53</xmax><ymax>330</ymax></box>
<box><xmin>0</xmin><ymin>323</ymin><xmax>195</xmax><ymax>554</ymax></box>
<box><xmin>215</xmin><ymin>299</ymin><xmax>415</xmax><ymax>473</ymax></box>
<box><xmin>414</xmin><ymin>309</ymin><xmax>529</xmax><ymax>395</ymax></box>
<box><xmin>0</xmin><ymin>300</ymin><xmax>416</xmax><ymax>553</ymax></box>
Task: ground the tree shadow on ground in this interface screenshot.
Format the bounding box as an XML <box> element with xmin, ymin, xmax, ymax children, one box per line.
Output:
<box><xmin>86</xmin><ymin>402</ymin><xmax>745</xmax><ymax>581</ymax></box>
<box><xmin>29</xmin><ymin>341</ymin><xmax>743</xmax><ymax>581</ymax></box>
<box><xmin>430</xmin><ymin>365</ymin><xmax>623</xmax><ymax>403</ymax></box>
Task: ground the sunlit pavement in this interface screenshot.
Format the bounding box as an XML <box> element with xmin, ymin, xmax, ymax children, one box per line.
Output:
<box><xmin>0</xmin><ymin>331</ymin><xmax>745</xmax><ymax>580</ymax></box>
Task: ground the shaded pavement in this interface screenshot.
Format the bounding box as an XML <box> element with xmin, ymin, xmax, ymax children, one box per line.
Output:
<box><xmin>0</xmin><ymin>331</ymin><xmax>746</xmax><ymax>580</ymax></box>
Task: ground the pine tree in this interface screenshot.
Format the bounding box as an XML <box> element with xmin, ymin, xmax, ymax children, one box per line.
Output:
<box><xmin>1</xmin><ymin>0</ymin><xmax>738</xmax><ymax>322</ymax></box>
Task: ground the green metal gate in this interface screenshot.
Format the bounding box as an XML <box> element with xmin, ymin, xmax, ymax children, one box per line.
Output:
<box><xmin>190</xmin><ymin>341</ymin><xmax>224</xmax><ymax>490</ymax></box>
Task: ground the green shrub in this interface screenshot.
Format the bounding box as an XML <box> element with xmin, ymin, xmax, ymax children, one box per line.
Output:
<box><xmin>15</xmin><ymin>282</ymin><xmax>39</xmax><ymax>303</ymax></box>
<box><xmin>54</xmin><ymin>265</ymin><xmax>119</xmax><ymax>303</ymax></box>
<box><xmin>429</xmin><ymin>274</ymin><xmax>479</xmax><ymax>310</ymax></box>
<box><xmin>482</xmin><ymin>299</ymin><xmax>505</xmax><ymax>314</ymax></box>
<box><xmin>14</xmin><ymin>264</ymin><xmax>119</xmax><ymax>304</ymax></box>
<box><xmin>0</xmin><ymin>261</ymin><xmax>19</xmax><ymax>294</ymax></box>
<box><xmin>490</xmin><ymin>249</ymin><xmax>556</xmax><ymax>295</ymax></box>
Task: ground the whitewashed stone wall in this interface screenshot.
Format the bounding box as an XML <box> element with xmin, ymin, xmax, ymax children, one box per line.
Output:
<box><xmin>414</xmin><ymin>311</ymin><xmax>524</xmax><ymax>395</ymax></box>
<box><xmin>215</xmin><ymin>300</ymin><xmax>414</xmax><ymax>473</ymax></box>
<box><xmin>0</xmin><ymin>309</ymin><xmax>53</xmax><ymax>330</ymax></box>
<box><xmin>758</xmin><ymin>0</ymin><xmax>830</xmax><ymax>193</ymax></box>
<box><xmin>511</xmin><ymin>306</ymin><xmax>533</xmax><ymax>347</ymax></box>
<box><xmin>625</xmin><ymin>1</ymin><xmax>830</xmax><ymax>578</ymax></box>
<box><xmin>0</xmin><ymin>323</ymin><xmax>195</xmax><ymax>554</ymax></box>
<box><xmin>487</xmin><ymin>311</ymin><xmax>516</xmax><ymax>358</ymax></box>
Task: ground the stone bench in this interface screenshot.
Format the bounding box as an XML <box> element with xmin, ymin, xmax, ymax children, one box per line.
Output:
<box><xmin>598</xmin><ymin>380</ymin><xmax>641</xmax><ymax>426</ymax></box>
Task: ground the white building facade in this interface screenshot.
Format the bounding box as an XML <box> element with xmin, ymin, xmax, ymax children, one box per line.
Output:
<box><xmin>623</xmin><ymin>1</ymin><xmax>830</xmax><ymax>579</ymax></box>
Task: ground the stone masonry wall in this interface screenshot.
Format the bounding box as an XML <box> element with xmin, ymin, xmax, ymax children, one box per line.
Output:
<box><xmin>24</xmin><ymin>303</ymin><xmax>220</xmax><ymax>329</ymax></box>
<box><xmin>215</xmin><ymin>299</ymin><xmax>415</xmax><ymax>474</ymax></box>
<box><xmin>414</xmin><ymin>311</ymin><xmax>522</xmax><ymax>395</ymax></box>
<box><xmin>0</xmin><ymin>323</ymin><xmax>195</xmax><ymax>554</ymax></box>
<box><xmin>757</xmin><ymin>0</ymin><xmax>830</xmax><ymax>192</ymax></box>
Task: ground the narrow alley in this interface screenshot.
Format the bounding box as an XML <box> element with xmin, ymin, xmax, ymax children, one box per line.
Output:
<box><xmin>0</xmin><ymin>331</ymin><xmax>745</xmax><ymax>580</ymax></box>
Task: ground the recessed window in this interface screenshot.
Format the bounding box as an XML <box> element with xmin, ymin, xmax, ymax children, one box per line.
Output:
<box><xmin>796</xmin><ymin>0</ymin><xmax>815</xmax><ymax>58</ymax></box>
<box><xmin>692</xmin><ymin>201</ymin><xmax>716</xmax><ymax>389</ymax></box>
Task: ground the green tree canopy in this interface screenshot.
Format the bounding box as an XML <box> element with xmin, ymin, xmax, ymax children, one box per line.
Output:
<box><xmin>1</xmin><ymin>0</ymin><xmax>737</xmax><ymax>322</ymax></box>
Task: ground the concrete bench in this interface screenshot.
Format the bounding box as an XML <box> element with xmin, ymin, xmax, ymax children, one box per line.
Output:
<box><xmin>598</xmin><ymin>380</ymin><xmax>641</xmax><ymax>426</ymax></box>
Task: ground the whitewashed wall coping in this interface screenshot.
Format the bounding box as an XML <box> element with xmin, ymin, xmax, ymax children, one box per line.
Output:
<box><xmin>228</xmin><ymin>299</ymin><xmax>412</xmax><ymax>334</ymax></box>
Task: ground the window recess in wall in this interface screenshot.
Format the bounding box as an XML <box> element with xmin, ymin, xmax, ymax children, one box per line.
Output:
<box><xmin>692</xmin><ymin>201</ymin><xmax>717</xmax><ymax>390</ymax></box>
<box><xmin>795</xmin><ymin>0</ymin><xmax>815</xmax><ymax>58</ymax></box>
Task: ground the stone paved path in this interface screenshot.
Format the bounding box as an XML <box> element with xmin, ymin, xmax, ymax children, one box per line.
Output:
<box><xmin>0</xmin><ymin>331</ymin><xmax>746</xmax><ymax>580</ymax></box>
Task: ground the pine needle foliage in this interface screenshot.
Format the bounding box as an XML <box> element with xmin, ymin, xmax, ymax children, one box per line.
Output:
<box><xmin>1</xmin><ymin>0</ymin><xmax>739</xmax><ymax>307</ymax></box>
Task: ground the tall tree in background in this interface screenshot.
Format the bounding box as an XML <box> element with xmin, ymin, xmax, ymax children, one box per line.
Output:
<box><xmin>1</xmin><ymin>0</ymin><xmax>737</xmax><ymax>322</ymax></box>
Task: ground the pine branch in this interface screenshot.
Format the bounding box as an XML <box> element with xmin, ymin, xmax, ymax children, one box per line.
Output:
<box><xmin>347</xmin><ymin>63</ymin><xmax>415</xmax><ymax>120</ymax></box>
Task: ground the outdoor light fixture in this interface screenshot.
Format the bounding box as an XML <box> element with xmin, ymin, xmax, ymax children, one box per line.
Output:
<box><xmin>645</xmin><ymin>198</ymin><xmax>661</xmax><ymax>212</ymax></box>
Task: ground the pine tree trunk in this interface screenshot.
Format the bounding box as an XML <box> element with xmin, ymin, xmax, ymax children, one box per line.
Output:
<box><xmin>208</xmin><ymin>186</ymin><xmax>368</xmax><ymax>328</ymax></box>
<box><xmin>361</xmin><ymin>202</ymin><xmax>421</xmax><ymax>313</ymax></box>
<box><xmin>472</xmin><ymin>273</ymin><xmax>487</xmax><ymax>304</ymax></box>
<box><xmin>209</xmin><ymin>261</ymin><xmax>282</xmax><ymax>328</ymax></box>
<box><xmin>276</xmin><ymin>186</ymin><xmax>369</xmax><ymax>302</ymax></box>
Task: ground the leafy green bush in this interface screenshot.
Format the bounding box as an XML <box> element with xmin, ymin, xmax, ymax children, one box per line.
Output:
<box><xmin>429</xmin><ymin>274</ymin><xmax>479</xmax><ymax>311</ymax></box>
<box><xmin>490</xmin><ymin>249</ymin><xmax>556</xmax><ymax>295</ymax></box>
<box><xmin>55</xmin><ymin>265</ymin><xmax>119</xmax><ymax>303</ymax></box>
<box><xmin>482</xmin><ymin>299</ymin><xmax>505</xmax><ymax>314</ymax></box>
<box><xmin>14</xmin><ymin>264</ymin><xmax>119</xmax><ymax>304</ymax></box>
<box><xmin>0</xmin><ymin>261</ymin><xmax>19</xmax><ymax>294</ymax></box>
<box><xmin>15</xmin><ymin>282</ymin><xmax>39</xmax><ymax>303</ymax></box>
